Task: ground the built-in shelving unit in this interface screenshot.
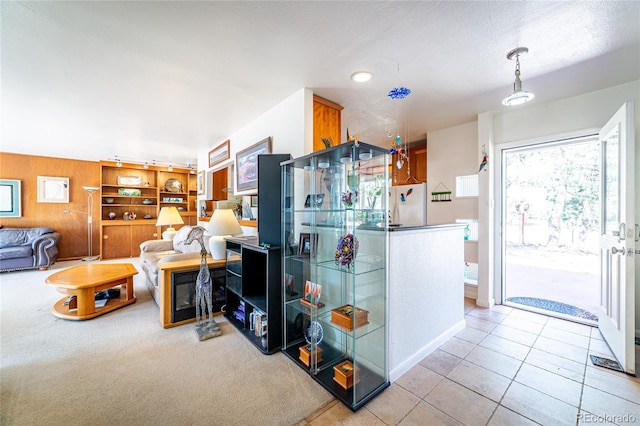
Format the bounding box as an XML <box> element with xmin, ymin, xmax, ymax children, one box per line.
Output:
<box><xmin>100</xmin><ymin>161</ymin><xmax>198</xmax><ymax>259</ymax></box>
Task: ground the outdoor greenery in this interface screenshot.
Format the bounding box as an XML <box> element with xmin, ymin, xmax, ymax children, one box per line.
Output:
<box><xmin>505</xmin><ymin>140</ymin><xmax>600</xmax><ymax>248</ymax></box>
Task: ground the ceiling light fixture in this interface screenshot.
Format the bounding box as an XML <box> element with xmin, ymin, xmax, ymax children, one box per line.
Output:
<box><xmin>351</xmin><ymin>71</ymin><xmax>372</xmax><ymax>83</ymax></box>
<box><xmin>502</xmin><ymin>47</ymin><xmax>535</xmax><ymax>107</ymax></box>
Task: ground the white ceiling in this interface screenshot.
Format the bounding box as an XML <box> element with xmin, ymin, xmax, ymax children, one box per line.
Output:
<box><xmin>2</xmin><ymin>1</ymin><xmax>639</xmax><ymax>167</ymax></box>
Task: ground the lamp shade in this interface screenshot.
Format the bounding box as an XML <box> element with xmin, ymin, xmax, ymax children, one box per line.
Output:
<box><xmin>206</xmin><ymin>209</ymin><xmax>242</xmax><ymax>236</ymax></box>
<box><xmin>156</xmin><ymin>206</ymin><xmax>184</xmax><ymax>227</ymax></box>
<box><xmin>206</xmin><ymin>209</ymin><xmax>243</xmax><ymax>260</ymax></box>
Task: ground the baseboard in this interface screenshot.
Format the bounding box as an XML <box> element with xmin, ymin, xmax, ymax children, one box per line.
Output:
<box><xmin>464</xmin><ymin>283</ymin><xmax>478</xmax><ymax>300</ymax></box>
<box><xmin>476</xmin><ymin>297</ymin><xmax>495</xmax><ymax>308</ymax></box>
<box><xmin>389</xmin><ymin>319</ymin><xmax>466</xmax><ymax>383</ymax></box>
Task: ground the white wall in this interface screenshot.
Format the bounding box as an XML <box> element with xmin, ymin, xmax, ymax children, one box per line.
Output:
<box><xmin>427</xmin><ymin>121</ymin><xmax>478</xmax><ymax>226</ymax></box>
<box><xmin>197</xmin><ymin>88</ymin><xmax>313</xmax><ymax>195</ymax></box>
<box><xmin>477</xmin><ymin>80</ymin><xmax>640</xmax><ymax>334</ymax></box>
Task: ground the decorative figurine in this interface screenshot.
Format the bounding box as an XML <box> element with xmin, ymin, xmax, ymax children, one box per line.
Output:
<box><xmin>185</xmin><ymin>226</ymin><xmax>222</xmax><ymax>341</ymax></box>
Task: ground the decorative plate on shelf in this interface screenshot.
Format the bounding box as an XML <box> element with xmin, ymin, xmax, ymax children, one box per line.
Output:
<box><xmin>335</xmin><ymin>233</ymin><xmax>359</xmax><ymax>267</ymax></box>
<box><xmin>304</xmin><ymin>320</ymin><xmax>324</xmax><ymax>345</ymax></box>
<box><xmin>163</xmin><ymin>178</ymin><xmax>183</xmax><ymax>193</ymax></box>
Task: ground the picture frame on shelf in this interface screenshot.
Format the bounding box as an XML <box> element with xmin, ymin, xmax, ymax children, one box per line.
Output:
<box><xmin>236</xmin><ymin>137</ymin><xmax>271</xmax><ymax>191</ymax></box>
<box><xmin>251</xmin><ymin>195</ymin><xmax>258</xmax><ymax>207</ymax></box>
<box><xmin>209</xmin><ymin>139</ymin><xmax>230</xmax><ymax>168</ymax></box>
<box><xmin>37</xmin><ymin>176</ymin><xmax>69</xmax><ymax>203</ymax></box>
<box><xmin>117</xmin><ymin>175</ymin><xmax>142</xmax><ymax>186</ymax></box>
<box><xmin>0</xmin><ymin>179</ymin><xmax>21</xmax><ymax>217</ymax></box>
<box><xmin>304</xmin><ymin>193</ymin><xmax>324</xmax><ymax>208</ymax></box>
<box><xmin>197</xmin><ymin>171</ymin><xmax>205</xmax><ymax>195</ymax></box>
<box><xmin>298</xmin><ymin>232</ymin><xmax>318</xmax><ymax>257</ymax></box>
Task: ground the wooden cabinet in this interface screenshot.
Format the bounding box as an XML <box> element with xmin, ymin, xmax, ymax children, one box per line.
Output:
<box><xmin>100</xmin><ymin>161</ymin><xmax>197</xmax><ymax>259</ymax></box>
<box><xmin>211</xmin><ymin>167</ymin><xmax>228</xmax><ymax>201</ymax></box>
<box><xmin>102</xmin><ymin>224</ymin><xmax>158</xmax><ymax>259</ymax></box>
<box><xmin>313</xmin><ymin>95</ymin><xmax>343</xmax><ymax>152</ymax></box>
<box><xmin>392</xmin><ymin>144</ymin><xmax>427</xmax><ymax>186</ymax></box>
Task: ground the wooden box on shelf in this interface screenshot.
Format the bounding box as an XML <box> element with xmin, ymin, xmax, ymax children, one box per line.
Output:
<box><xmin>299</xmin><ymin>344</ymin><xmax>323</xmax><ymax>367</ymax></box>
<box><xmin>330</xmin><ymin>304</ymin><xmax>369</xmax><ymax>331</ymax></box>
<box><xmin>333</xmin><ymin>361</ymin><xmax>360</xmax><ymax>390</ymax></box>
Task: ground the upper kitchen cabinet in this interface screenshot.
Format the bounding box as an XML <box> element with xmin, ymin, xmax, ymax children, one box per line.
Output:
<box><xmin>392</xmin><ymin>143</ymin><xmax>427</xmax><ymax>186</ymax></box>
<box><xmin>313</xmin><ymin>95</ymin><xmax>343</xmax><ymax>152</ymax></box>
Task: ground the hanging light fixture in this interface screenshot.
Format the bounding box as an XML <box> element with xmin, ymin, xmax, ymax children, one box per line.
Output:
<box><xmin>502</xmin><ymin>47</ymin><xmax>535</xmax><ymax>106</ymax></box>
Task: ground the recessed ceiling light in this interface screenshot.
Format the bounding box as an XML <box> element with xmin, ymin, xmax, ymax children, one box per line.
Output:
<box><xmin>351</xmin><ymin>71</ymin><xmax>372</xmax><ymax>83</ymax></box>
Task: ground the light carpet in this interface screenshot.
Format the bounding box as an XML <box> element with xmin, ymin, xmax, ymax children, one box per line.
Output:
<box><xmin>0</xmin><ymin>259</ymin><xmax>332</xmax><ymax>426</ymax></box>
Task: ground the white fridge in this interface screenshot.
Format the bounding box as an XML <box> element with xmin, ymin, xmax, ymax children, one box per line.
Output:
<box><xmin>388</xmin><ymin>183</ymin><xmax>427</xmax><ymax>227</ymax></box>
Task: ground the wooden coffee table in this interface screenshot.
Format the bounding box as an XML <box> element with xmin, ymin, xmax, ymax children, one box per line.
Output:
<box><xmin>46</xmin><ymin>263</ymin><xmax>138</xmax><ymax>320</ymax></box>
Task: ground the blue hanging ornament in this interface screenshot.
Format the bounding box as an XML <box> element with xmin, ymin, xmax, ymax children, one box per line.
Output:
<box><xmin>388</xmin><ymin>87</ymin><xmax>412</xmax><ymax>100</ymax></box>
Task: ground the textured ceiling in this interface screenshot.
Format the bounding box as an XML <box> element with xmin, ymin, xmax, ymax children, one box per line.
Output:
<box><xmin>2</xmin><ymin>1</ymin><xmax>639</xmax><ymax>166</ymax></box>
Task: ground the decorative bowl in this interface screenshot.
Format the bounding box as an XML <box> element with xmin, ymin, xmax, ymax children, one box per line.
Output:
<box><xmin>104</xmin><ymin>198</ymin><xmax>115</xmax><ymax>204</ymax></box>
<box><xmin>142</xmin><ymin>199</ymin><xmax>153</xmax><ymax>205</ymax></box>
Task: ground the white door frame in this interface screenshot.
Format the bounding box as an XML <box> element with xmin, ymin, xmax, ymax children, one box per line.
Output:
<box><xmin>492</xmin><ymin>129</ymin><xmax>600</xmax><ymax>306</ymax></box>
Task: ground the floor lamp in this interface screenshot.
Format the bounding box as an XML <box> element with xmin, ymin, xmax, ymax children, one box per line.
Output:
<box><xmin>64</xmin><ymin>186</ymin><xmax>100</xmax><ymax>261</ymax></box>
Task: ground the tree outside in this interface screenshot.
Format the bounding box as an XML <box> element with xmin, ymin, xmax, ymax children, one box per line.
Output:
<box><xmin>503</xmin><ymin>139</ymin><xmax>600</xmax><ymax>319</ymax></box>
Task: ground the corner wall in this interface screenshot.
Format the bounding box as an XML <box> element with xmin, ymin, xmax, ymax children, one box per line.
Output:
<box><xmin>197</xmin><ymin>88</ymin><xmax>312</xmax><ymax>195</ymax></box>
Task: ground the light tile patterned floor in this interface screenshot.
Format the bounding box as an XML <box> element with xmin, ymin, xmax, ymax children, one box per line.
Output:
<box><xmin>298</xmin><ymin>298</ymin><xmax>640</xmax><ymax>426</ymax></box>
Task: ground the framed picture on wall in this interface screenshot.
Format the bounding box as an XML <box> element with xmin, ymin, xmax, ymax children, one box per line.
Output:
<box><xmin>236</xmin><ymin>137</ymin><xmax>271</xmax><ymax>192</ymax></box>
<box><xmin>197</xmin><ymin>171</ymin><xmax>205</xmax><ymax>195</ymax></box>
<box><xmin>209</xmin><ymin>139</ymin><xmax>230</xmax><ymax>168</ymax></box>
<box><xmin>0</xmin><ymin>179</ymin><xmax>21</xmax><ymax>217</ymax></box>
<box><xmin>37</xmin><ymin>176</ymin><xmax>69</xmax><ymax>203</ymax></box>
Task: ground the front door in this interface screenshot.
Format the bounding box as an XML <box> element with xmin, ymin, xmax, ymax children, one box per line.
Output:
<box><xmin>598</xmin><ymin>102</ymin><xmax>636</xmax><ymax>375</ymax></box>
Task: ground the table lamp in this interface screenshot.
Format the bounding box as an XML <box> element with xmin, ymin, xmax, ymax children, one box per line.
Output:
<box><xmin>206</xmin><ymin>208</ymin><xmax>242</xmax><ymax>259</ymax></box>
<box><xmin>156</xmin><ymin>206</ymin><xmax>184</xmax><ymax>240</ymax></box>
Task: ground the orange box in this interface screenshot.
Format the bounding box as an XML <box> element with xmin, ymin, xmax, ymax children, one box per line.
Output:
<box><xmin>330</xmin><ymin>304</ymin><xmax>369</xmax><ymax>331</ymax></box>
<box><xmin>299</xmin><ymin>344</ymin><xmax>323</xmax><ymax>367</ymax></box>
<box><xmin>333</xmin><ymin>361</ymin><xmax>360</xmax><ymax>389</ymax></box>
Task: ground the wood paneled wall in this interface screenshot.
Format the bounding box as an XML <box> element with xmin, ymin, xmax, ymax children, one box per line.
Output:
<box><xmin>0</xmin><ymin>153</ymin><xmax>101</xmax><ymax>260</ymax></box>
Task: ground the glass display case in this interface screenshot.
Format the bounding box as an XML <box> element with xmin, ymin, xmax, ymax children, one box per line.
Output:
<box><xmin>281</xmin><ymin>141</ymin><xmax>389</xmax><ymax>411</ymax></box>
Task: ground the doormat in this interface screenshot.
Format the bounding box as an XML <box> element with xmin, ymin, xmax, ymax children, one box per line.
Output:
<box><xmin>589</xmin><ymin>355</ymin><xmax>623</xmax><ymax>372</ymax></box>
<box><xmin>505</xmin><ymin>297</ymin><xmax>598</xmax><ymax>321</ymax></box>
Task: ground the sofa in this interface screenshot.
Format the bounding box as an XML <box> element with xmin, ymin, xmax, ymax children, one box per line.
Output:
<box><xmin>139</xmin><ymin>225</ymin><xmax>211</xmax><ymax>306</ymax></box>
<box><xmin>0</xmin><ymin>227</ymin><xmax>62</xmax><ymax>272</ymax></box>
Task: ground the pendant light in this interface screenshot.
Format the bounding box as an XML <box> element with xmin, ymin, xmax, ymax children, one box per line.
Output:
<box><xmin>502</xmin><ymin>47</ymin><xmax>535</xmax><ymax>106</ymax></box>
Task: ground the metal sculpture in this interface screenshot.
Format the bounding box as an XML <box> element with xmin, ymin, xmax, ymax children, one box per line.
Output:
<box><xmin>185</xmin><ymin>226</ymin><xmax>222</xmax><ymax>341</ymax></box>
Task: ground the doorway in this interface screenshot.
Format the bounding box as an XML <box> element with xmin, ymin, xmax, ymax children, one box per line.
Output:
<box><xmin>502</xmin><ymin>136</ymin><xmax>600</xmax><ymax>324</ymax></box>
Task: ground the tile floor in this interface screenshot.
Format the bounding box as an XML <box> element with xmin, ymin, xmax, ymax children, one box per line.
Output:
<box><xmin>298</xmin><ymin>298</ymin><xmax>640</xmax><ymax>425</ymax></box>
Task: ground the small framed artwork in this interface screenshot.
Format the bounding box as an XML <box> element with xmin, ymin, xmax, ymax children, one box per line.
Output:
<box><xmin>209</xmin><ymin>139</ymin><xmax>230</xmax><ymax>169</ymax></box>
<box><xmin>251</xmin><ymin>195</ymin><xmax>258</xmax><ymax>207</ymax></box>
<box><xmin>37</xmin><ymin>176</ymin><xmax>69</xmax><ymax>203</ymax></box>
<box><xmin>0</xmin><ymin>179</ymin><xmax>22</xmax><ymax>217</ymax></box>
<box><xmin>236</xmin><ymin>137</ymin><xmax>271</xmax><ymax>192</ymax></box>
<box><xmin>197</xmin><ymin>171</ymin><xmax>205</xmax><ymax>195</ymax></box>
<box><xmin>304</xmin><ymin>193</ymin><xmax>324</xmax><ymax>208</ymax></box>
<box><xmin>298</xmin><ymin>232</ymin><xmax>318</xmax><ymax>257</ymax></box>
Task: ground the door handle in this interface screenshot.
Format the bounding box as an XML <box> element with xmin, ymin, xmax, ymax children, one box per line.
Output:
<box><xmin>611</xmin><ymin>247</ymin><xmax>625</xmax><ymax>255</ymax></box>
